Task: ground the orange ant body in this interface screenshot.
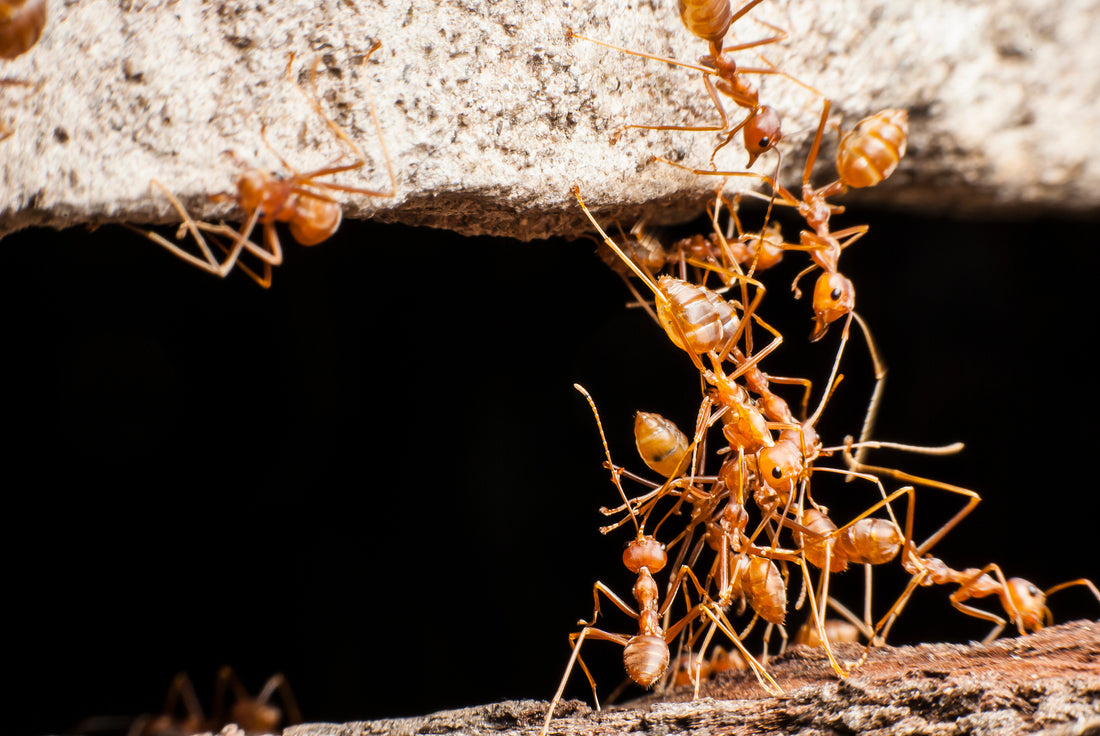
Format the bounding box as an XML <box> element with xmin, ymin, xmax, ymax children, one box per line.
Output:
<box><xmin>659</xmin><ymin>101</ymin><xmax>904</xmax><ymax>470</ymax></box>
<box><xmin>569</xmin><ymin>0</ymin><xmax>814</xmax><ymax>168</ymax></box>
<box><xmin>668</xmin><ymin>642</ymin><xmax>747</xmax><ymax>688</ymax></box>
<box><xmin>127</xmin><ymin>672</ymin><xmax>206</xmax><ymax>736</ymax></box>
<box><xmin>793</xmin><ymin>617</ymin><xmax>861</xmax><ymax>648</ymax></box>
<box><xmin>0</xmin><ymin>0</ymin><xmax>45</xmax><ymax>60</ymax></box>
<box><xmin>828</xmin><ymin>440</ymin><xmax>1081</xmax><ymax>652</ymax></box>
<box><xmin>664</xmin><ymin>99</ymin><xmax>907</xmax><ymax>341</ymax></box>
<box><xmin>634</xmin><ymin>411</ymin><xmax>692</xmax><ymax>478</ymax></box>
<box><xmin>869</xmin><ymin>552</ymin><xmax>1100</xmax><ymax>649</ymax></box>
<box><xmin>677</xmin><ymin>0</ymin><xmax>763</xmax><ymax>54</ymax></box>
<box><xmin>691</xmin><ymin>493</ymin><xmax>847</xmax><ymax>680</ymax></box>
<box><xmin>140</xmin><ymin>44</ymin><xmax>395</xmax><ymax>288</ymax></box>
<box><xmin>212</xmin><ymin>666</ymin><xmax>301</xmax><ymax>735</ymax></box>
<box><xmin>542</xmin><ymin>386</ymin><xmax>779</xmax><ymax>735</ymax></box>
<box><xmin>127</xmin><ymin>668</ymin><xmax>300</xmax><ymax>736</ymax></box>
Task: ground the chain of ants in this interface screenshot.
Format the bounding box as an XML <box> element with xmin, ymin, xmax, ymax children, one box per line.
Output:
<box><xmin>544</xmin><ymin>0</ymin><xmax>1100</xmax><ymax>732</ymax></box>
<box><xmin>5</xmin><ymin>2</ymin><xmax>1098</xmax><ymax>732</ymax></box>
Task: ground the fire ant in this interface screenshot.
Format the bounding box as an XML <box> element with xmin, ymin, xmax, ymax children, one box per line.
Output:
<box><xmin>793</xmin><ymin>617</ymin><xmax>862</xmax><ymax>649</ymax></box>
<box><xmin>126</xmin><ymin>667</ymin><xmax>300</xmax><ymax>736</ymax></box>
<box><xmin>541</xmin><ymin>386</ymin><xmax>778</xmax><ymax>736</ymax></box>
<box><xmin>568</xmin><ymin>1</ymin><xmax>817</xmax><ymax>168</ymax></box>
<box><xmin>138</xmin><ymin>43</ymin><xmax>395</xmax><ymax>288</ymax></box>
<box><xmin>658</xmin><ymin>99</ymin><xmax>906</xmax><ymax>469</ymax></box>
<box><xmin>661</xmin><ymin>98</ymin><xmax>906</xmax><ymax>341</ymax></box>
<box><xmin>866</xmin><ymin>551</ymin><xmax>1100</xmax><ymax>654</ymax></box>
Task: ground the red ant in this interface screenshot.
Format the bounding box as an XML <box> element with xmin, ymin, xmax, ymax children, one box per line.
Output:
<box><xmin>139</xmin><ymin>43</ymin><xmax>395</xmax><ymax>288</ymax></box>
<box><xmin>568</xmin><ymin>1</ymin><xmax>818</xmax><ymax>168</ymax></box>
<box><xmin>126</xmin><ymin>667</ymin><xmax>300</xmax><ymax>736</ymax></box>
<box><xmin>541</xmin><ymin>386</ymin><xmax>778</xmax><ymax>735</ymax></box>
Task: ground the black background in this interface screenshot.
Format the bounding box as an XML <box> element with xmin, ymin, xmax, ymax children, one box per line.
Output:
<box><xmin>3</xmin><ymin>202</ymin><xmax>1098</xmax><ymax>736</ymax></box>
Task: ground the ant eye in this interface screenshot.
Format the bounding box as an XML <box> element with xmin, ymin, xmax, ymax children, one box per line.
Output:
<box><xmin>1028</xmin><ymin>584</ymin><xmax>1041</xmax><ymax>596</ymax></box>
<box><xmin>771</xmin><ymin>466</ymin><xmax>783</xmax><ymax>479</ymax></box>
<box><xmin>831</xmin><ymin>287</ymin><xmax>843</xmax><ymax>300</ymax></box>
<box><xmin>758</xmin><ymin>137</ymin><xmax>770</xmax><ymax>148</ymax></box>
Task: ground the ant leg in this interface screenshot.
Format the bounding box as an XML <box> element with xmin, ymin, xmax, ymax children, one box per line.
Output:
<box><xmin>164</xmin><ymin>672</ymin><xmax>205</xmax><ymax>728</ymax></box>
<box><xmin>137</xmin><ymin>180</ymin><xmax>234</xmax><ymax>277</ymax></box>
<box><xmin>541</xmin><ymin>625</ymin><xmax>632</xmax><ymax>736</ymax></box>
<box><xmin>841</xmin><ymin>438</ymin><xmax>980</xmax><ymax>557</ymax></box>
<box><xmin>947</xmin><ymin>564</ymin><xmax>1016</xmax><ymax>640</ymax></box>
<box><xmin>280</xmin><ymin>47</ymin><xmax>397</xmax><ymax>199</ymax></box>
<box><xmin>665</xmin><ymin>564</ymin><xmax>784</xmax><ymax>696</ymax></box>
<box><xmin>845</xmin><ymin>312</ymin><xmax>888</xmax><ymax>480</ymax></box>
<box><xmin>1044</xmin><ymin>577</ymin><xmax>1100</xmax><ymax>619</ymax></box>
<box><xmin>254</xmin><ymin>673</ymin><xmax>302</xmax><ymax>726</ymax></box>
<box><xmin>574</xmin><ymin>384</ymin><xmax>644</xmax><ymax>531</ymax></box>
<box><xmin>694</xmin><ymin>603</ymin><xmax>783</xmax><ymax>695</ymax></box>
<box><xmin>213</xmin><ymin>666</ymin><xmax>250</xmax><ymax>726</ymax></box>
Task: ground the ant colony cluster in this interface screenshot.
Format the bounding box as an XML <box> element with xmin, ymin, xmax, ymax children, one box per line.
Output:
<box><xmin>546</xmin><ymin>0</ymin><xmax>1099</xmax><ymax>732</ymax></box>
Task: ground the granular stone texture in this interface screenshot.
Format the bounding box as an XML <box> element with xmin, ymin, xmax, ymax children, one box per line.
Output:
<box><xmin>2</xmin><ymin>0</ymin><xmax>1099</xmax><ymax>240</ymax></box>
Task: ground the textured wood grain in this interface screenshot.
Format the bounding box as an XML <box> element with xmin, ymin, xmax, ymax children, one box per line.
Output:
<box><xmin>284</xmin><ymin>620</ymin><xmax>1100</xmax><ymax>736</ymax></box>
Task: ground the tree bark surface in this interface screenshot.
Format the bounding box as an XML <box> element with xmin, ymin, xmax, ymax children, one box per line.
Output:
<box><xmin>284</xmin><ymin>620</ymin><xmax>1100</xmax><ymax>736</ymax></box>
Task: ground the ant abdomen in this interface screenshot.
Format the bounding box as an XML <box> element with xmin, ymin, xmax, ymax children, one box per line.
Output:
<box><xmin>287</xmin><ymin>195</ymin><xmax>343</xmax><ymax>246</ymax></box>
<box><xmin>656</xmin><ymin>275</ymin><xmax>739</xmax><ymax>355</ymax></box>
<box><xmin>838</xmin><ymin>518</ymin><xmax>903</xmax><ymax>566</ymax></box>
<box><xmin>798</xmin><ymin>508</ymin><xmax>848</xmax><ymax>573</ymax></box>
<box><xmin>677</xmin><ymin>0</ymin><xmax>732</xmax><ymax>48</ymax></box>
<box><xmin>634</xmin><ymin>411</ymin><xmax>691</xmax><ymax>478</ymax></box>
<box><xmin>743</xmin><ymin>557</ymin><xmax>787</xmax><ymax>625</ymax></box>
<box><xmin>0</xmin><ymin>0</ymin><xmax>46</xmax><ymax>60</ymax></box>
<box><xmin>837</xmin><ymin>108</ymin><xmax>909</xmax><ymax>189</ymax></box>
<box><xmin>623</xmin><ymin>634</ymin><xmax>671</xmax><ymax>687</ymax></box>
<box><xmin>795</xmin><ymin>618</ymin><xmax>861</xmax><ymax>648</ymax></box>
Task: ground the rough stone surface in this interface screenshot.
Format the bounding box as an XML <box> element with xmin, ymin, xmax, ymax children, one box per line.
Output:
<box><xmin>280</xmin><ymin>620</ymin><xmax>1100</xmax><ymax>735</ymax></box>
<box><xmin>1</xmin><ymin>0</ymin><xmax>1099</xmax><ymax>241</ymax></box>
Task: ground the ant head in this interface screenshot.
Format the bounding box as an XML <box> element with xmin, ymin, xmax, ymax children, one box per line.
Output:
<box><xmin>744</xmin><ymin>105</ymin><xmax>782</xmax><ymax>167</ymax></box>
<box><xmin>623</xmin><ymin>535</ymin><xmax>667</xmax><ymax>574</ymax></box>
<box><xmin>1005</xmin><ymin>578</ymin><xmax>1049</xmax><ymax>633</ymax></box>
<box><xmin>810</xmin><ymin>272</ymin><xmax>854</xmax><ymax>341</ymax></box>
<box><xmin>757</xmin><ymin>440</ymin><xmax>803</xmax><ymax>494</ymax></box>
